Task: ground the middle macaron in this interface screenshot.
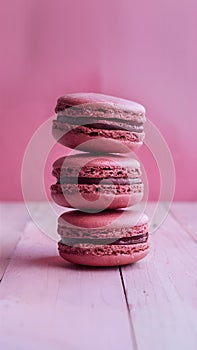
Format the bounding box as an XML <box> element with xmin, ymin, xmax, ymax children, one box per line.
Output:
<box><xmin>51</xmin><ymin>153</ymin><xmax>144</xmax><ymax>210</ymax></box>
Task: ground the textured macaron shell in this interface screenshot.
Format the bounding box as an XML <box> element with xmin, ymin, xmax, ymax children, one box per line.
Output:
<box><xmin>58</xmin><ymin>242</ymin><xmax>149</xmax><ymax>267</ymax></box>
<box><xmin>55</xmin><ymin>92</ymin><xmax>146</xmax><ymax>119</ymax></box>
<box><xmin>51</xmin><ymin>191</ymin><xmax>143</xmax><ymax>210</ymax></box>
<box><xmin>53</xmin><ymin>93</ymin><xmax>146</xmax><ymax>153</ymax></box>
<box><xmin>51</xmin><ymin>154</ymin><xmax>143</xmax><ymax>210</ymax></box>
<box><xmin>58</xmin><ymin>209</ymin><xmax>148</xmax><ymax>240</ymax></box>
<box><xmin>52</xmin><ymin>127</ymin><xmax>144</xmax><ymax>153</ymax></box>
<box><xmin>58</xmin><ymin>209</ymin><xmax>148</xmax><ymax>230</ymax></box>
<box><xmin>52</xmin><ymin>152</ymin><xmax>141</xmax><ymax>168</ymax></box>
<box><xmin>52</xmin><ymin>153</ymin><xmax>141</xmax><ymax>178</ymax></box>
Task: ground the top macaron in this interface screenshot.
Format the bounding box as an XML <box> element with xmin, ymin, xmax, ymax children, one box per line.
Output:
<box><xmin>52</xmin><ymin>93</ymin><xmax>146</xmax><ymax>153</ymax></box>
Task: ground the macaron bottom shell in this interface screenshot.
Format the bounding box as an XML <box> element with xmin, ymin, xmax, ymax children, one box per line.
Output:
<box><xmin>52</xmin><ymin>127</ymin><xmax>143</xmax><ymax>153</ymax></box>
<box><xmin>51</xmin><ymin>191</ymin><xmax>143</xmax><ymax>210</ymax></box>
<box><xmin>58</xmin><ymin>241</ymin><xmax>149</xmax><ymax>267</ymax></box>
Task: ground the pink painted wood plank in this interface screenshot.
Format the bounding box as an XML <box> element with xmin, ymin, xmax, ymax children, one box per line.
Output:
<box><xmin>170</xmin><ymin>202</ymin><xmax>197</xmax><ymax>242</ymax></box>
<box><xmin>0</xmin><ymin>221</ymin><xmax>133</xmax><ymax>350</ymax></box>
<box><xmin>121</xmin><ymin>208</ymin><xmax>197</xmax><ymax>350</ymax></box>
<box><xmin>0</xmin><ymin>202</ymin><xmax>29</xmax><ymax>280</ymax></box>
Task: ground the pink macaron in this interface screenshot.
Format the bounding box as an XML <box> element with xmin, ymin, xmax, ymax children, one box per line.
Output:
<box><xmin>57</xmin><ymin>209</ymin><xmax>149</xmax><ymax>266</ymax></box>
<box><xmin>52</xmin><ymin>93</ymin><xmax>146</xmax><ymax>153</ymax></box>
<box><xmin>51</xmin><ymin>153</ymin><xmax>144</xmax><ymax>210</ymax></box>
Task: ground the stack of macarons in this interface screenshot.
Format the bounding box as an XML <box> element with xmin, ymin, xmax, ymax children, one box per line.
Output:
<box><xmin>51</xmin><ymin>93</ymin><xmax>149</xmax><ymax>266</ymax></box>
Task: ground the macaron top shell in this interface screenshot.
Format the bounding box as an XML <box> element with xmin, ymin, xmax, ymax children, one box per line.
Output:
<box><xmin>58</xmin><ymin>209</ymin><xmax>148</xmax><ymax>230</ymax></box>
<box><xmin>52</xmin><ymin>153</ymin><xmax>141</xmax><ymax>179</ymax></box>
<box><xmin>55</xmin><ymin>93</ymin><xmax>146</xmax><ymax>122</ymax></box>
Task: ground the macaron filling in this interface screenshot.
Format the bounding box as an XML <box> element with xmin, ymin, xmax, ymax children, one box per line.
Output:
<box><xmin>61</xmin><ymin>232</ymin><xmax>148</xmax><ymax>246</ymax></box>
<box><xmin>56</xmin><ymin>177</ymin><xmax>142</xmax><ymax>185</ymax></box>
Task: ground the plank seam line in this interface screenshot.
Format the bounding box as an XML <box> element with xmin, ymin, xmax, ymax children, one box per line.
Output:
<box><xmin>0</xmin><ymin>215</ymin><xmax>32</xmax><ymax>283</ymax></box>
<box><xmin>119</xmin><ymin>267</ymin><xmax>138</xmax><ymax>350</ymax></box>
<box><xmin>168</xmin><ymin>206</ymin><xmax>197</xmax><ymax>244</ymax></box>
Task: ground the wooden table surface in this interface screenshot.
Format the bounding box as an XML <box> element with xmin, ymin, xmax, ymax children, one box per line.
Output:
<box><xmin>0</xmin><ymin>202</ymin><xmax>197</xmax><ymax>350</ymax></box>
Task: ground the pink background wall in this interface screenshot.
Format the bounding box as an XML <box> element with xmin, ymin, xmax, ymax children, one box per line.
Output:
<box><xmin>0</xmin><ymin>0</ymin><xmax>196</xmax><ymax>201</ymax></box>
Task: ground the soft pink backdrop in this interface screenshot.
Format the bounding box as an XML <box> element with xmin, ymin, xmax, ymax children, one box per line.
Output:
<box><xmin>0</xmin><ymin>0</ymin><xmax>196</xmax><ymax>201</ymax></box>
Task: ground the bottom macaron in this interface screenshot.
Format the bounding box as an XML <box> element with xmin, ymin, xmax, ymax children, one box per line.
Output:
<box><xmin>57</xmin><ymin>209</ymin><xmax>149</xmax><ymax>267</ymax></box>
